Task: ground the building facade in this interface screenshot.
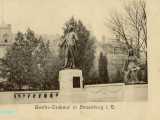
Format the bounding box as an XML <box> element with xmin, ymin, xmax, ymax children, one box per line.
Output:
<box><xmin>0</xmin><ymin>23</ymin><xmax>13</xmax><ymax>58</ymax></box>
<box><xmin>0</xmin><ymin>23</ymin><xmax>13</xmax><ymax>83</ymax></box>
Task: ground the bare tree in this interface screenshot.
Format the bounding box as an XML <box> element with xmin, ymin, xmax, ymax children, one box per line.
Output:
<box><xmin>106</xmin><ymin>0</ymin><xmax>147</xmax><ymax>58</ymax></box>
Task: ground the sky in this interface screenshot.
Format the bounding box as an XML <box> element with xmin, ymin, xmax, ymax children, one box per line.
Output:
<box><xmin>1</xmin><ymin>0</ymin><xmax>124</xmax><ymax>41</ymax></box>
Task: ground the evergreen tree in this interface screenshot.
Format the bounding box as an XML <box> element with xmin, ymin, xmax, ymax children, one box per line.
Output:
<box><xmin>98</xmin><ymin>52</ymin><xmax>109</xmax><ymax>83</ymax></box>
<box><xmin>0</xmin><ymin>29</ymin><xmax>58</xmax><ymax>90</ymax></box>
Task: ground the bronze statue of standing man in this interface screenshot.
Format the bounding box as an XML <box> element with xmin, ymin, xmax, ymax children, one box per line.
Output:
<box><xmin>60</xmin><ymin>24</ymin><xmax>78</xmax><ymax>69</ymax></box>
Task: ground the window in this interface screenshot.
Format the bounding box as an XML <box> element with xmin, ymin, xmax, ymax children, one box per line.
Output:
<box><xmin>3</xmin><ymin>33</ymin><xmax>9</xmax><ymax>43</ymax></box>
<box><xmin>73</xmin><ymin>76</ymin><xmax>80</xmax><ymax>88</ymax></box>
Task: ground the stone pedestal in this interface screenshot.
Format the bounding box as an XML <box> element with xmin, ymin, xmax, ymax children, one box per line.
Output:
<box><xmin>58</xmin><ymin>69</ymin><xmax>86</xmax><ymax>102</ymax></box>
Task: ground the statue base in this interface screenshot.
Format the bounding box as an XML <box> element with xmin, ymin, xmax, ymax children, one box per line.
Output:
<box><xmin>58</xmin><ymin>68</ymin><xmax>86</xmax><ymax>102</ymax></box>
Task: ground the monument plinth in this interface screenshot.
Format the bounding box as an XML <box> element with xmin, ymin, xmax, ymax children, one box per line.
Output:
<box><xmin>58</xmin><ymin>69</ymin><xmax>86</xmax><ymax>102</ymax></box>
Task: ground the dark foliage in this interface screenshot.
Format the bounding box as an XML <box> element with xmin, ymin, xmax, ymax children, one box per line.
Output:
<box><xmin>98</xmin><ymin>52</ymin><xmax>109</xmax><ymax>83</ymax></box>
<box><xmin>0</xmin><ymin>29</ymin><xmax>59</xmax><ymax>90</ymax></box>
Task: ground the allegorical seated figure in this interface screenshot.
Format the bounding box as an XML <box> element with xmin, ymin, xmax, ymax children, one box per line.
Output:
<box><xmin>123</xmin><ymin>47</ymin><xmax>140</xmax><ymax>83</ymax></box>
<box><xmin>60</xmin><ymin>24</ymin><xmax>78</xmax><ymax>69</ymax></box>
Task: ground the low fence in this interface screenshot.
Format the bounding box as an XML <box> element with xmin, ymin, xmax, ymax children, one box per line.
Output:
<box><xmin>0</xmin><ymin>90</ymin><xmax>59</xmax><ymax>104</ymax></box>
<box><xmin>0</xmin><ymin>84</ymin><xmax>148</xmax><ymax>103</ymax></box>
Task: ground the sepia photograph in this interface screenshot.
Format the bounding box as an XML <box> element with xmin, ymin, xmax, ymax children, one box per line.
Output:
<box><xmin>0</xmin><ymin>0</ymin><xmax>148</xmax><ymax>104</ymax></box>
